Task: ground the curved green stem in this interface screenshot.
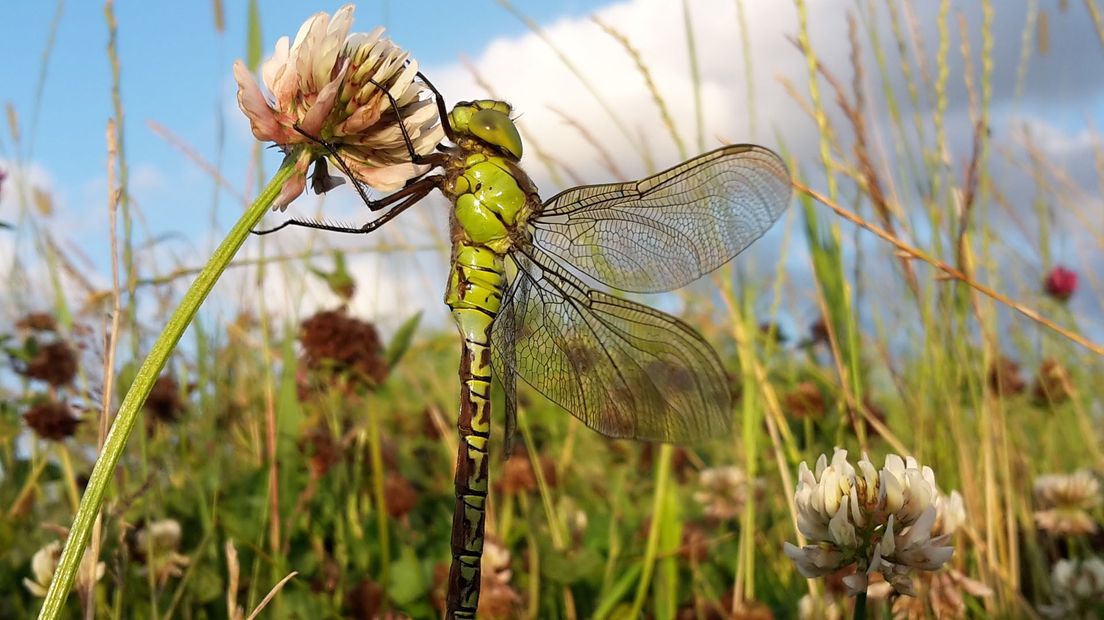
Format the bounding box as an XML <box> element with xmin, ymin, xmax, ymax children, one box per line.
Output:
<box><xmin>37</xmin><ymin>160</ymin><xmax>295</xmax><ymax>620</ymax></box>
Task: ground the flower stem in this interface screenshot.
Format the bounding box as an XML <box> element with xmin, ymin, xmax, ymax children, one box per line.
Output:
<box><xmin>853</xmin><ymin>592</ymin><xmax>868</xmax><ymax>620</ymax></box>
<box><xmin>36</xmin><ymin>161</ymin><xmax>296</xmax><ymax>620</ymax></box>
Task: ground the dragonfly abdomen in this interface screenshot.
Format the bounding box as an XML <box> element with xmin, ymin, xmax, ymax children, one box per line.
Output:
<box><xmin>444</xmin><ymin>242</ymin><xmax>506</xmax><ymax>618</ymax></box>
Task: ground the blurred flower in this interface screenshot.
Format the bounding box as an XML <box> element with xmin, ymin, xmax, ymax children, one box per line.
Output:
<box><xmin>499</xmin><ymin>449</ymin><xmax>537</xmax><ymax>495</ymax></box>
<box><xmin>23</xmin><ymin>540</ymin><xmax>105</xmax><ymax>597</ymax></box>
<box><xmin>1032</xmin><ymin>358</ymin><xmax>1074</xmax><ymax>405</ymax></box>
<box><xmin>383</xmin><ymin>473</ymin><xmax>417</xmax><ymax>519</ymax></box>
<box><xmin>478</xmin><ymin>539</ymin><xmax>520</xmax><ymax>619</ymax></box>
<box><xmin>345</xmin><ymin>577</ymin><xmax>384</xmax><ymax>619</ymax></box>
<box><xmin>783</xmin><ymin>449</ymin><xmax>955</xmax><ymax>596</ymax></box>
<box><xmin>807</xmin><ymin>317</ymin><xmax>830</xmax><ymax>346</ymax></box>
<box><xmin>694</xmin><ymin>466</ymin><xmax>759</xmax><ymax>521</ymax></box>
<box><xmin>17</xmin><ymin>339</ymin><xmax>78</xmax><ymax>387</ymax></box>
<box><xmin>23</xmin><ymin>400</ymin><xmax>81</xmax><ymax>441</ymax></box>
<box><xmin>144</xmin><ymin>375</ymin><xmax>187</xmax><ymax>426</ymax></box>
<box><xmin>233</xmin><ymin>5</ymin><xmax>443</xmax><ymax>209</ymax></box>
<box><xmin>300</xmin><ymin>423</ymin><xmax>343</xmax><ymax>478</ymax></box>
<box><xmin>15</xmin><ymin>312</ymin><xmax>57</xmax><ymax>332</ymax></box>
<box><xmin>1034</xmin><ymin>470</ymin><xmax>1101</xmax><ymax>536</ymax></box>
<box><xmin>135</xmin><ymin>519</ymin><xmax>191</xmax><ymax>586</ymax></box>
<box><xmin>987</xmin><ymin>356</ymin><xmax>1025</xmax><ymax>397</ymax></box>
<box><xmin>498</xmin><ymin>447</ymin><xmax>557</xmax><ymax>495</ymax></box>
<box><xmin>783</xmin><ymin>381</ymin><xmax>826</xmax><ymax>420</ymax></box>
<box><xmin>679</xmin><ymin>523</ymin><xmax>709</xmax><ymax>563</ymax></box>
<box><xmin>758</xmin><ymin>321</ymin><xmax>787</xmax><ymax>344</ymax></box>
<box><xmin>1040</xmin><ymin>556</ymin><xmax>1104</xmax><ymax>619</ymax></box>
<box><xmin>1043</xmin><ymin>266</ymin><xmax>1078</xmax><ymax>302</ymax></box>
<box><xmin>299</xmin><ymin>309</ymin><xmax>388</xmax><ymax>390</ymax></box>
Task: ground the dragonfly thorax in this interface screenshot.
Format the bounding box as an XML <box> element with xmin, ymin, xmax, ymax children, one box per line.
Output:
<box><xmin>447</xmin><ymin>100</ymin><xmax>523</xmax><ymax>160</ymax></box>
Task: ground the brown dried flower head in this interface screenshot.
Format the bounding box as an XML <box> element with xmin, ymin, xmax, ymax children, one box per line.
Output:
<box><xmin>18</xmin><ymin>339</ymin><xmax>78</xmax><ymax>387</ymax></box>
<box><xmin>24</xmin><ymin>400</ymin><xmax>81</xmax><ymax>441</ymax></box>
<box><xmin>144</xmin><ymin>375</ymin><xmax>187</xmax><ymax>425</ymax></box>
<box><xmin>784</xmin><ymin>381</ymin><xmax>826</xmax><ymax>420</ymax></box>
<box><xmin>987</xmin><ymin>356</ymin><xmax>1025</xmax><ymax>397</ymax></box>
<box><xmin>1032</xmin><ymin>358</ymin><xmax>1075</xmax><ymax>405</ymax></box>
<box><xmin>383</xmin><ymin>473</ymin><xmax>418</xmax><ymax>519</ymax></box>
<box><xmin>15</xmin><ymin>312</ymin><xmax>58</xmax><ymax>332</ymax></box>
<box><xmin>299</xmin><ymin>309</ymin><xmax>389</xmax><ymax>389</ymax></box>
<box><xmin>233</xmin><ymin>5</ymin><xmax>443</xmax><ymax>210</ymax></box>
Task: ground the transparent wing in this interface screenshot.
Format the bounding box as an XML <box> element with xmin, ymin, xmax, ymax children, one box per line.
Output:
<box><xmin>532</xmin><ymin>144</ymin><xmax>790</xmax><ymax>293</ymax></box>
<box><xmin>491</xmin><ymin>249</ymin><xmax>731</xmax><ymax>443</ymax></box>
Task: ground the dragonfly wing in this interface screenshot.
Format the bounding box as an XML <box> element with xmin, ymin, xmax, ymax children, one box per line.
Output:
<box><xmin>532</xmin><ymin>144</ymin><xmax>790</xmax><ymax>293</ymax></box>
<box><xmin>491</xmin><ymin>249</ymin><xmax>731</xmax><ymax>443</ymax></box>
<box><xmin>495</xmin><ymin>275</ymin><xmax>523</xmax><ymax>456</ymax></box>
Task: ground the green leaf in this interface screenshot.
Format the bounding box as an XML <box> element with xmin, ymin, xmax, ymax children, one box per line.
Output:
<box><xmin>593</xmin><ymin>563</ymin><xmax>643</xmax><ymax>620</ymax></box>
<box><xmin>385</xmin><ymin>311</ymin><xmax>422</xmax><ymax>369</ymax></box>
<box><xmin>386</xmin><ymin>548</ymin><xmax>429</xmax><ymax>605</ymax></box>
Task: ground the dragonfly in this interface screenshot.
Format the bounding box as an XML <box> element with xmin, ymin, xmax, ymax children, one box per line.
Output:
<box><xmin>259</xmin><ymin>73</ymin><xmax>791</xmax><ymax>618</ymax></box>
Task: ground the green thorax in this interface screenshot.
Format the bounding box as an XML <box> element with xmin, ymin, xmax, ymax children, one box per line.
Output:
<box><xmin>441</xmin><ymin>100</ymin><xmax>538</xmax><ymax>256</ymax></box>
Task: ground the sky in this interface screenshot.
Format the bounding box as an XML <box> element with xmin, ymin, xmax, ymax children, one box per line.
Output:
<box><xmin>1</xmin><ymin>0</ymin><xmax>1102</xmax><ymax>342</ymax></box>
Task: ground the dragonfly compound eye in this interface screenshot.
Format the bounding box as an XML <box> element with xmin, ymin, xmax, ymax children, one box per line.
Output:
<box><xmin>469</xmin><ymin>109</ymin><xmax>523</xmax><ymax>160</ymax></box>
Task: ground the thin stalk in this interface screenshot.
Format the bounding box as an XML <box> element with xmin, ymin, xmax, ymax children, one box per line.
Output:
<box><xmin>853</xmin><ymin>592</ymin><xmax>867</xmax><ymax>620</ymax></box>
<box><xmin>36</xmin><ymin>160</ymin><xmax>295</xmax><ymax>620</ymax></box>
<box><xmin>366</xmin><ymin>399</ymin><xmax>391</xmax><ymax>593</ymax></box>
<box><xmin>628</xmin><ymin>444</ymin><xmax>672</xmax><ymax>616</ymax></box>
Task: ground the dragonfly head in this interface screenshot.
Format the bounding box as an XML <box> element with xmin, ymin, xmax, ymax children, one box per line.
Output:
<box><xmin>448</xmin><ymin>100</ymin><xmax>523</xmax><ymax>160</ymax></box>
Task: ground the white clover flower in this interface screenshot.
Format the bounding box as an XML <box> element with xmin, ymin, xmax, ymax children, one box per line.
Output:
<box><xmin>1040</xmin><ymin>556</ymin><xmax>1104</xmax><ymax>619</ymax></box>
<box><xmin>784</xmin><ymin>449</ymin><xmax>955</xmax><ymax>596</ymax></box>
<box><xmin>136</xmin><ymin>519</ymin><xmax>191</xmax><ymax>586</ymax></box>
<box><xmin>23</xmin><ymin>540</ymin><xmax>106</xmax><ymax>597</ymax></box>
<box><xmin>233</xmin><ymin>4</ymin><xmax>444</xmax><ymax>209</ymax></box>
<box><xmin>1034</xmin><ymin>470</ymin><xmax>1101</xmax><ymax>536</ymax></box>
<box><xmin>693</xmin><ymin>465</ymin><xmax>757</xmax><ymax>521</ymax></box>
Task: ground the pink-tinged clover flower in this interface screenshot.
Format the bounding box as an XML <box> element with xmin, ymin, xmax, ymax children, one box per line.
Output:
<box><xmin>1043</xmin><ymin>266</ymin><xmax>1077</xmax><ymax>302</ymax></box>
<box><xmin>233</xmin><ymin>5</ymin><xmax>443</xmax><ymax>210</ymax></box>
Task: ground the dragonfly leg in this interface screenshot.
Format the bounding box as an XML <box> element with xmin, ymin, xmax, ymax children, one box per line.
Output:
<box><xmin>415</xmin><ymin>71</ymin><xmax>460</xmax><ymax>145</ymax></box>
<box><xmin>251</xmin><ymin>175</ymin><xmax>440</xmax><ymax>235</ymax></box>
<box><xmin>291</xmin><ymin>125</ymin><xmax>444</xmax><ymax>212</ymax></box>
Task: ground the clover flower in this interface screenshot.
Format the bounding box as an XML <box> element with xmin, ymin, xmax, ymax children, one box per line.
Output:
<box><xmin>233</xmin><ymin>5</ymin><xmax>443</xmax><ymax>209</ymax></box>
<box><xmin>1034</xmin><ymin>470</ymin><xmax>1101</xmax><ymax>536</ymax></box>
<box><xmin>1043</xmin><ymin>265</ymin><xmax>1078</xmax><ymax>302</ymax></box>
<box><xmin>135</xmin><ymin>519</ymin><xmax>191</xmax><ymax>586</ymax></box>
<box><xmin>693</xmin><ymin>465</ymin><xmax>759</xmax><ymax>521</ymax></box>
<box><xmin>478</xmin><ymin>539</ymin><xmax>521</xmax><ymax>619</ymax></box>
<box><xmin>23</xmin><ymin>540</ymin><xmax>105</xmax><ymax>597</ymax></box>
<box><xmin>783</xmin><ymin>449</ymin><xmax>955</xmax><ymax>596</ymax></box>
<box><xmin>1040</xmin><ymin>556</ymin><xmax>1104</xmax><ymax>619</ymax></box>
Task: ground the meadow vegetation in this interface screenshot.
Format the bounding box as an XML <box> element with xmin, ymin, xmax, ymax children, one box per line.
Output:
<box><xmin>1</xmin><ymin>1</ymin><xmax>1102</xmax><ymax>618</ymax></box>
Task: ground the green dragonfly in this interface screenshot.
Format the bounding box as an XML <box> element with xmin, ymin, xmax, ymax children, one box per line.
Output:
<box><xmin>261</xmin><ymin>73</ymin><xmax>790</xmax><ymax>618</ymax></box>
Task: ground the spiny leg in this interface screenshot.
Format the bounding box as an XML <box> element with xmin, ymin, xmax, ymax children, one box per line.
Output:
<box><xmin>251</xmin><ymin>174</ymin><xmax>441</xmax><ymax>236</ymax></box>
